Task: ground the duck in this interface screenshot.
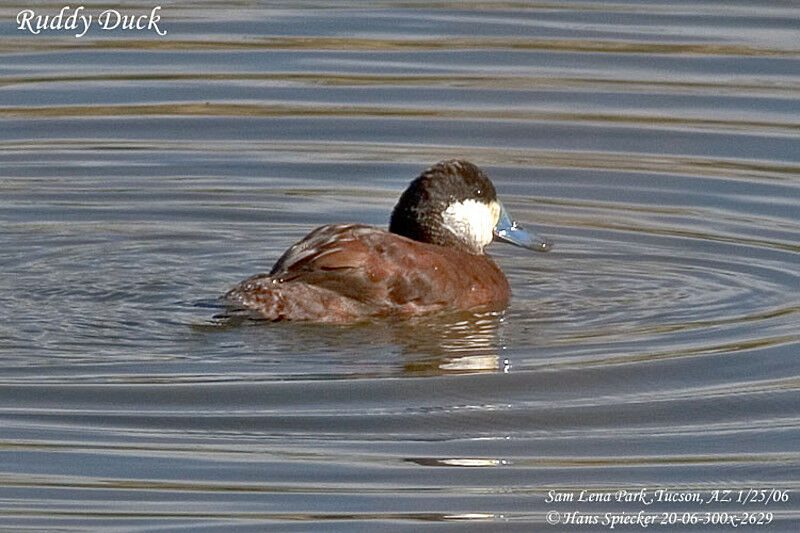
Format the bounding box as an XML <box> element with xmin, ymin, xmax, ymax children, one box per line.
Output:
<box><xmin>224</xmin><ymin>160</ymin><xmax>551</xmax><ymax>323</ymax></box>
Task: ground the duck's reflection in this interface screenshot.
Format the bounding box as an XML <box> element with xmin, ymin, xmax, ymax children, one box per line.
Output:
<box><xmin>208</xmin><ymin>307</ymin><xmax>507</xmax><ymax>376</ymax></box>
<box><xmin>391</xmin><ymin>310</ymin><xmax>507</xmax><ymax>375</ymax></box>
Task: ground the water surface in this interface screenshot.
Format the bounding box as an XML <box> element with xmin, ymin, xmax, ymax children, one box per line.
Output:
<box><xmin>2</xmin><ymin>1</ymin><xmax>800</xmax><ymax>530</ymax></box>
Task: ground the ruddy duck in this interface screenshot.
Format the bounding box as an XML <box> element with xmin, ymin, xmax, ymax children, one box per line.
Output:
<box><xmin>224</xmin><ymin>160</ymin><xmax>551</xmax><ymax>322</ymax></box>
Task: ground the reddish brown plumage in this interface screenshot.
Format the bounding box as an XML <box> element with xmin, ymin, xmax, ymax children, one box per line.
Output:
<box><xmin>225</xmin><ymin>224</ymin><xmax>510</xmax><ymax>323</ymax></box>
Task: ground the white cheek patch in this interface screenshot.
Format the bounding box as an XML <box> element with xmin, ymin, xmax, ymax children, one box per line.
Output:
<box><xmin>442</xmin><ymin>199</ymin><xmax>500</xmax><ymax>250</ymax></box>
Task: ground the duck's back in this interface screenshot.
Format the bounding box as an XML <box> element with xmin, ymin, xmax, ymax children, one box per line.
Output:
<box><xmin>224</xmin><ymin>224</ymin><xmax>510</xmax><ymax>322</ymax></box>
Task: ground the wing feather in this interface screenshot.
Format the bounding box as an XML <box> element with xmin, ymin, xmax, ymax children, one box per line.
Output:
<box><xmin>230</xmin><ymin>223</ymin><xmax>510</xmax><ymax>318</ymax></box>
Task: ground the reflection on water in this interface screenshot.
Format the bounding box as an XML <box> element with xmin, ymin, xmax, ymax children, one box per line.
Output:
<box><xmin>2</xmin><ymin>0</ymin><xmax>800</xmax><ymax>529</ymax></box>
<box><xmin>211</xmin><ymin>308</ymin><xmax>507</xmax><ymax>376</ymax></box>
<box><xmin>385</xmin><ymin>312</ymin><xmax>507</xmax><ymax>375</ymax></box>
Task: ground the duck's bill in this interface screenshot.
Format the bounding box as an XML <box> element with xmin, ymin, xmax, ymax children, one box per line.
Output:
<box><xmin>493</xmin><ymin>203</ymin><xmax>552</xmax><ymax>252</ymax></box>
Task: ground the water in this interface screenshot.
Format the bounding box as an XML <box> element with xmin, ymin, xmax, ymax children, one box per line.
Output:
<box><xmin>2</xmin><ymin>1</ymin><xmax>800</xmax><ymax>530</ymax></box>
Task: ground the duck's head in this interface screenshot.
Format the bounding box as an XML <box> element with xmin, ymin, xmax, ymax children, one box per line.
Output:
<box><xmin>389</xmin><ymin>160</ymin><xmax>552</xmax><ymax>255</ymax></box>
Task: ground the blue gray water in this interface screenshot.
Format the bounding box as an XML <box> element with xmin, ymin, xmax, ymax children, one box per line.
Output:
<box><xmin>2</xmin><ymin>1</ymin><xmax>800</xmax><ymax>530</ymax></box>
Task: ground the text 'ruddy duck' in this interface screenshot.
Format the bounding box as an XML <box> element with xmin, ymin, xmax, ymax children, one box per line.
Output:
<box><xmin>16</xmin><ymin>6</ymin><xmax>167</xmax><ymax>38</ymax></box>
